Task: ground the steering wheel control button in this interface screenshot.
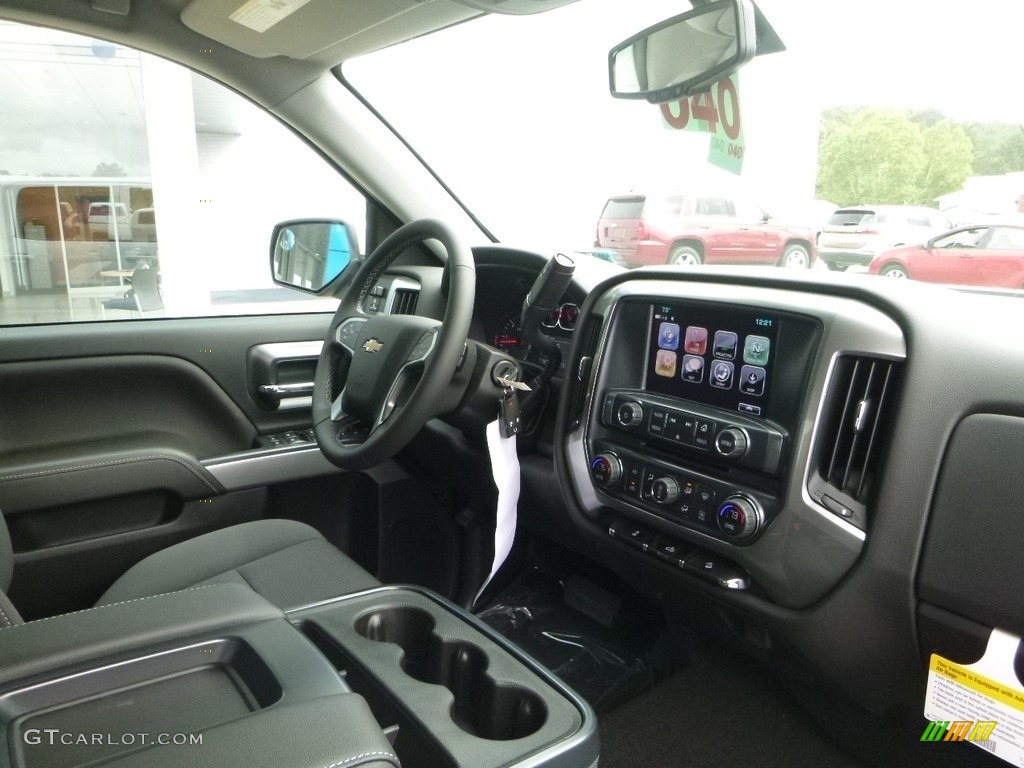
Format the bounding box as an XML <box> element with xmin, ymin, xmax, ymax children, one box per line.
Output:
<box><xmin>590</xmin><ymin>453</ymin><xmax>622</xmax><ymax>488</ymax></box>
<box><xmin>715</xmin><ymin>427</ymin><xmax>749</xmax><ymax>458</ymax></box>
<box><xmin>336</xmin><ymin>318</ymin><xmax>366</xmax><ymax>352</ymax></box>
<box><xmin>409</xmin><ymin>330</ymin><xmax>437</xmax><ymax>362</ymax></box>
<box><xmin>648</xmin><ymin>477</ymin><xmax>679</xmax><ymax>505</ymax></box>
<box><xmin>716</xmin><ymin>496</ymin><xmax>763</xmax><ymax>541</ymax></box>
<box><xmin>618</xmin><ymin>401</ymin><xmax>645</xmax><ymax>428</ymax></box>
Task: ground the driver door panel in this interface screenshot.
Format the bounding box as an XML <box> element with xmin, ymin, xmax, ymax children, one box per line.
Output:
<box><xmin>0</xmin><ymin>313</ymin><xmax>343</xmax><ymax>619</ymax></box>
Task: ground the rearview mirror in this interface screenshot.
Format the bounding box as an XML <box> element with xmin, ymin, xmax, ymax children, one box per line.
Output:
<box><xmin>270</xmin><ymin>220</ymin><xmax>358</xmax><ymax>294</ymax></box>
<box><xmin>609</xmin><ymin>0</ymin><xmax>756</xmax><ymax>104</ymax></box>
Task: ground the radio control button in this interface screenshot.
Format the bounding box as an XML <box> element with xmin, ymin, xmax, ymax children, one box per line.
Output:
<box><xmin>693</xmin><ymin>418</ymin><xmax>717</xmax><ymax>449</ymax></box>
<box><xmin>617</xmin><ymin>401</ymin><xmax>645</xmax><ymax>427</ymax></box>
<box><xmin>666</xmin><ymin>411</ymin><xmax>696</xmax><ymax>443</ymax></box>
<box><xmin>715</xmin><ymin>427</ymin><xmax>749</xmax><ymax>458</ymax></box>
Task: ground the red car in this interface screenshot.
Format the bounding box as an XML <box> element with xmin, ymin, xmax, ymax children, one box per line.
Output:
<box><xmin>595</xmin><ymin>193</ymin><xmax>817</xmax><ymax>269</ymax></box>
<box><xmin>868</xmin><ymin>223</ymin><xmax>1024</xmax><ymax>289</ymax></box>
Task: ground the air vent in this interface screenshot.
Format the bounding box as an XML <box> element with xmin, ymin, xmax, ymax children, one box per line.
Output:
<box><xmin>568</xmin><ymin>316</ymin><xmax>604</xmax><ymax>428</ymax></box>
<box><xmin>391</xmin><ymin>288</ymin><xmax>419</xmax><ymax>315</ymax></box>
<box><xmin>809</xmin><ymin>355</ymin><xmax>901</xmax><ymax>528</ymax></box>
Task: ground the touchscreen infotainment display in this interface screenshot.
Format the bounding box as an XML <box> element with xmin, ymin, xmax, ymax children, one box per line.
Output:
<box><xmin>644</xmin><ymin>302</ymin><xmax>779</xmax><ymax>418</ymax></box>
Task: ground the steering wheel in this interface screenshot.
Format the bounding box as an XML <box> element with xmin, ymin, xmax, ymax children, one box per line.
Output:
<box><xmin>312</xmin><ymin>219</ymin><xmax>475</xmax><ymax>469</ymax></box>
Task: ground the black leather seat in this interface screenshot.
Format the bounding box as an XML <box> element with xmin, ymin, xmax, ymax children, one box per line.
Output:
<box><xmin>0</xmin><ymin>518</ymin><xmax>380</xmax><ymax>625</ymax></box>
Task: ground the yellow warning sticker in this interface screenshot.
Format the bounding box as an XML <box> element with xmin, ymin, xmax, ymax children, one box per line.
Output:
<box><xmin>931</xmin><ymin>655</ymin><xmax>1024</xmax><ymax>712</ymax></box>
<box><xmin>926</xmin><ymin>648</ymin><xmax>1024</xmax><ymax>767</ymax></box>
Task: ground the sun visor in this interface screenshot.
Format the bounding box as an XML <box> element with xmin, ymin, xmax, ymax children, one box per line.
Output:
<box><xmin>181</xmin><ymin>0</ymin><xmax>478</xmax><ymax>62</ymax></box>
<box><xmin>448</xmin><ymin>0</ymin><xmax>580</xmax><ymax>14</ymax></box>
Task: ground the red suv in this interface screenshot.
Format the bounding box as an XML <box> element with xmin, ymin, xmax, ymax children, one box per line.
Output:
<box><xmin>595</xmin><ymin>193</ymin><xmax>817</xmax><ymax>269</ymax></box>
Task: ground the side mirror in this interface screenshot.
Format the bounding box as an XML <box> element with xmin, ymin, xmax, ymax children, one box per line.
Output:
<box><xmin>609</xmin><ymin>0</ymin><xmax>756</xmax><ymax>104</ymax></box>
<box><xmin>270</xmin><ymin>219</ymin><xmax>358</xmax><ymax>294</ymax></box>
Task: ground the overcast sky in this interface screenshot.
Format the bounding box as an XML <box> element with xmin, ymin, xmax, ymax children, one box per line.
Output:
<box><xmin>2</xmin><ymin>1</ymin><xmax>1022</xmax><ymax>250</ymax></box>
<box><xmin>347</xmin><ymin>0</ymin><xmax>1024</xmax><ymax>248</ymax></box>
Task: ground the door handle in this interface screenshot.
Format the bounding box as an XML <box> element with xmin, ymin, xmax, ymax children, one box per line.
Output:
<box><xmin>258</xmin><ymin>382</ymin><xmax>315</xmax><ymax>398</ymax></box>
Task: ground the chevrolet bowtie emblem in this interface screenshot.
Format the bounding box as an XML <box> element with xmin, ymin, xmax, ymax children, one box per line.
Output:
<box><xmin>362</xmin><ymin>338</ymin><xmax>384</xmax><ymax>353</ymax></box>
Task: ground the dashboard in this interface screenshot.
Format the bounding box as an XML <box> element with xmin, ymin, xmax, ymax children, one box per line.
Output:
<box><xmin>564</xmin><ymin>279</ymin><xmax>905</xmax><ymax>606</ymax></box>
<box><xmin>471</xmin><ymin>260</ymin><xmax>586</xmax><ymax>376</ymax></box>
<box><xmin>465</xmin><ymin>247</ymin><xmax>1024</xmax><ymax>731</ymax></box>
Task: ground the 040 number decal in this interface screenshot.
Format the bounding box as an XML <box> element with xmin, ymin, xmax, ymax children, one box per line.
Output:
<box><xmin>660</xmin><ymin>76</ymin><xmax>741</xmax><ymax>141</ymax></box>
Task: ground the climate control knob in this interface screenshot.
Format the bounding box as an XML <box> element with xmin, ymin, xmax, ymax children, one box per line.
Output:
<box><xmin>716</xmin><ymin>495</ymin><xmax>763</xmax><ymax>541</ymax></box>
<box><xmin>590</xmin><ymin>452</ymin><xmax>622</xmax><ymax>488</ymax></box>
<box><xmin>715</xmin><ymin>427</ymin><xmax>749</xmax><ymax>458</ymax></box>
<box><xmin>649</xmin><ymin>477</ymin><xmax>680</xmax><ymax>505</ymax></box>
<box><xmin>616</xmin><ymin>401</ymin><xmax>645</xmax><ymax>427</ymax></box>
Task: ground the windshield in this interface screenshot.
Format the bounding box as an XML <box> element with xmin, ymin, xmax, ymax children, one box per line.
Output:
<box><xmin>346</xmin><ymin>0</ymin><xmax>1024</xmax><ymax>293</ymax></box>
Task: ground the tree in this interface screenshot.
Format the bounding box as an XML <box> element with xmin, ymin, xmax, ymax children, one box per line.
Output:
<box><xmin>817</xmin><ymin>110</ymin><xmax>927</xmax><ymax>206</ymax></box>
<box><xmin>817</xmin><ymin>109</ymin><xmax>972</xmax><ymax>206</ymax></box>
<box><xmin>93</xmin><ymin>162</ymin><xmax>127</xmax><ymax>177</ymax></box>
<box><xmin>917</xmin><ymin>121</ymin><xmax>973</xmax><ymax>204</ymax></box>
<box><xmin>964</xmin><ymin>123</ymin><xmax>1024</xmax><ymax>175</ymax></box>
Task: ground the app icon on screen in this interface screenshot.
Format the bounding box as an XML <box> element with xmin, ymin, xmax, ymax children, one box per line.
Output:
<box><xmin>658</xmin><ymin>322</ymin><xmax>680</xmax><ymax>350</ymax></box>
<box><xmin>684</xmin><ymin>326</ymin><xmax>708</xmax><ymax>355</ymax></box>
<box><xmin>713</xmin><ymin>331</ymin><xmax>738</xmax><ymax>359</ymax></box>
<box><xmin>739</xmin><ymin>365</ymin><xmax>767</xmax><ymax>396</ymax></box>
<box><xmin>743</xmin><ymin>335</ymin><xmax>771</xmax><ymax>366</ymax></box>
<box><xmin>709</xmin><ymin>360</ymin><xmax>734</xmax><ymax>389</ymax></box>
<box><xmin>654</xmin><ymin>349</ymin><xmax>677</xmax><ymax>378</ymax></box>
<box><xmin>681</xmin><ymin>355</ymin><xmax>704</xmax><ymax>383</ymax></box>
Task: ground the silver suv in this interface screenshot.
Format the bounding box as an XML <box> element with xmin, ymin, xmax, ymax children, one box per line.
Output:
<box><xmin>817</xmin><ymin>205</ymin><xmax>951</xmax><ymax>271</ymax></box>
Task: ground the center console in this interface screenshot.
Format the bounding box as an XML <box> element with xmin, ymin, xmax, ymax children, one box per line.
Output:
<box><xmin>0</xmin><ymin>584</ymin><xmax>597</xmax><ymax>768</ymax></box>
<box><xmin>561</xmin><ymin>278</ymin><xmax>906</xmax><ymax>608</ymax></box>
<box><xmin>586</xmin><ymin>296</ymin><xmax>820</xmax><ymax>547</ymax></box>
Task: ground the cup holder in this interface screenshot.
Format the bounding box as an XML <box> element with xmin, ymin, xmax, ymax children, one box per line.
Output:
<box><xmin>355</xmin><ymin>607</ymin><xmax>547</xmax><ymax>741</ymax></box>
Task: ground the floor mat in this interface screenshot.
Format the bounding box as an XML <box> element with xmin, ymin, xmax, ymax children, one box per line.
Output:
<box><xmin>477</xmin><ymin>567</ymin><xmax>668</xmax><ymax>713</ymax></box>
<box><xmin>598</xmin><ymin>637</ymin><xmax>868</xmax><ymax>768</ymax></box>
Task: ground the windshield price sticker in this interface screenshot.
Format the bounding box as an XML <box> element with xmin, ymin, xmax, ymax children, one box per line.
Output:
<box><xmin>924</xmin><ymin>634</ymin><xmax>1024</xmax><ymax>767</ymax></box>
<box><xmin>660</xmin><ymin>74</ymin><xmax>745</xmax><ymax>175</ymax></box>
